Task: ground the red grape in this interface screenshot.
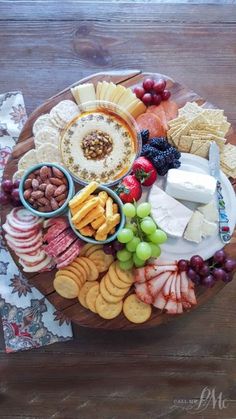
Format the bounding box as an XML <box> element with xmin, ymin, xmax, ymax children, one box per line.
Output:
<box><xmin>153</xmin><ymin>79</ymin><xmax>166</xmax><ymax>93</ymax></box>
<box><xmin>222</xmin><ymin>273</ymin><xmax>233</xmax><ymax>283</ymax></box>
<box><xmin>212</xmin><ymin>268</ymin><xmax>227</xmax><ymax>281</ymax></box>
<box><xmin>187</xmin><ymin>268</ymin><xmax>198</xmax><ymax>281</ymax></box>
<box><xmin>199</xmin><ymin>263</ymin><xmax>210</xmax><ymax>277</ymax></box>
<box><xmin>152</xmin><ymin>94</ymin><xmax>162</xmax><ymax>106</ymax></box>
<box><xmin>0</xmin><ymin>190</ymin><xmax>10</xmax><ymax>205</ymax></box>
<box><xmin>11</xmin><ymin>198</ymin><xmax>21</xmax><ymax>207</ymax></box>
<box><xmin>142</xmin><ymin>78</ymin><xmax>154</xmax><ymax>92</ymax></box>
<box><xmin>161</xmin><ymin>90</ymin><xmax>171</xmax><ymax>101</ymax></box>
<box><xmin>13</xmin><ymin>179</ymin><xmax>21</xmax><ymax>188</ymax></box>
<box><xmin>178</xmin><ymin>259</ymin><xmax>189</xmax><ymax>272</ymax></box>
<box><xmin>224</xmin><ymin>259</ymin><xmax>236</xmax><ymax>272</ymax></box>
<box><xmin>11</xmin><ymin>188</ymin><xmax>20</xmax><ymax>201</ymax></box>
<box><xmin>133</xmin><ymin>86</ymin><xmax>145</xmax><ymax>99</ymax></box>
<box><xmin>103</xmin><ymin>244</ymin><xmax>115</xmax><ymax>255</ymax></box>
<box><xmin>2</xmin><ymin>179</ymin><xmax>13</xmax><ymax>193</ymax></box>
<box><xmin>190</xmin><ymin>255</ymin><xmax>204</xmax><ymax>271</ymax></box>
<box><xmin>113</xmin><ymin>240</ymin><xmax>124</xmax><ymax>251</ymax></box>
<box><xmin>202</xmin><ymin>275</ymin><xmax>215</xmax><ymax>288</ymax></box>
<box><xmin>213</xmin><ymin>249</ymin><xmax>226</xmax><ymax>264</ymax></box>
<box><xmin>142</xmin><ymin>93</ymin><xmax>153</xmax><ymax>106</ymax></box>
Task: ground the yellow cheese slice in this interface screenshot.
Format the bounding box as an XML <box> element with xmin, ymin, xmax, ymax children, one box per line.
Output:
<box><xmin>70</xmin><ymin>86</ymin><xmax>81</xmax><ymax>105</ymax></box>
<box><xmin>117</xmin><ymin>88</ymin><xmax>136</xmax><ymax>108</ymax></box>
<box><xmin>76</xmin><ymin>83</ymin><xmax>96</xmax><ymax>105</ymax></box>
<box><xmin>110</xmin><ymin>85</ymin><xmax>127</xmax><ymax>105</ymax></box>
<box><xmin>125</xmin><ymin>99</ymin><xmax>146</xmax><ymax>118</ymax></box>
<box><xmin>96</xmin><ymin>81</ymin><xmax>103</xmax><ymax>100</ymax></box>
<box><xmin>100</xmin><ymin>81</ymin><xmax>110</xmax><ymax>101</ymax></box>
<box><xmin>103</xmin><ymin>82</ymin><xmax>117</xmax><ymax>102</ymax></box>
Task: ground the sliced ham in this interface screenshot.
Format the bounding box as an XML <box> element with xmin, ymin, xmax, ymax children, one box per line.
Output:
<box><xmin>163</xmin><ymin>273</ymin><xmax>174</xmax><ymax>299</ymax></box>
<box><xmin>8</xmin><ymin>240</ymin><xmax>42</xmax><ymax>254</ymax></box>
<box><xmin>56</xmin><ymin>239</ymin><xmax>83</xmax><ymax>268</ymax></box>
<box><xmin>148</xmin><ymin>271</ymin><xmax>172</xmax><ymax>297</ymax></box>
<box><xmin>19</xmin><ymin>250</ymin><xmax>48</xmax><ymax>263</ymax></box>
<box><xmin>175</xmin><ymin>274</ymin><xmax>181</xmax><ymax>302</ymax></box>
<box><xmin>187</xmin><ymin>281</ymin><xmax>197</xmax><ymax>305</ymax></box>
<box><xmin>2</xmin><ymin>221</ymin><xmax>39</xmax><ymax>239</ymax></box>
<box><xmin>164</xmin><ymin>298</ymin><xmax>178</xmax><ymax>314</ymax></box>
<box><xmin>180</xmin><ymin>271</ymin><xmax>189</xmax><ymax>300</ymax></box>
<box><xmin>145</xmin><ymin>264</ymin><xmax>176</xmax><ymax>281</ymax></box>
<box><xmin>135</xmin><ymin>282</ymin><xmax>153</xmax><ymax>304</ymax></box>
<box><xmin>5</xmin><ymin>231</ymin><xmax>42</xmax><ymax>249</ymax></box>
<box><xmin>7</xmin><ymin>214</ymin><xmax>42</xmax><ymax>231</ymax></box>
<box><xmin>153</xmin><ymin>291</ymin><xmax>166</xmax><ymax>310</ymax></box>
<box><xmin>177</xmin><ymin>302</ymin><xmax>183</xmax><ymax>314</ymax></box>
<box><xmin>152</xmin><ymin>260</ymin><xmax>177</xmax><ymax>266</ymax></box>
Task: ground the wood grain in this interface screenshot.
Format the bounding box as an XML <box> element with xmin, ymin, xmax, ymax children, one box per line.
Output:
<box><xmin>1</xmin><ymin>3</ymin><xmax>236</xmax><ymax>418</ymax></box>
<box><xmin>2</xmin><ymin>70</ymin><xmax>236</xmax><ymax>330</ymax></box>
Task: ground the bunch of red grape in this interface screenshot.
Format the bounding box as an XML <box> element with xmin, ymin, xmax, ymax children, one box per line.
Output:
<box><xmin>103</xmin><ymin>240</ymin><xmax>125</xmax><ymax>257</ymax></box>
<box><xmin>178</xmin><ymin>250</ymin><xmax>236</xmax><ymax>288</ymax></box>
<box><xmin>133</xmin><ymin>78</ymin><xmax>171</xmax><ymax>106</ymax></box>
<box><xmin>0</xmin><ymin>178</ymin><xmax>21</xmax><ymax>206</ymax></box>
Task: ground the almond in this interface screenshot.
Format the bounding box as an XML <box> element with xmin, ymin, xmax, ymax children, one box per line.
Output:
<box><xmin>24</xmin><ymin>178</ymin><xmax>32</xmax><ymax>189</ymax></box>
<box><xmin>32</xmin><ymin>179</ymin><xmax>39</xmax><ymax>190</ymax></box>
<box><xmin>45</xmin><ymin>184</ymin><xmax>55</xmax><ymax>198</ymax></box>
<box><xmin>23</xmin><ymin>189</ymin><xmax>32</xmax><ymax>200</ymax></box>
<box><xmin>52</xmin><ymin>167</ymin><xmax>64</xmax><ymax>178</ymax></box>
<box><xmin>31</xmin><ymin>190</ymin><xmax>44</xmax><ymax>199</ymax></box>
<box><xmin>54</xmin><ymin>184</ymin><xmax>67</xmax><ymax>197</ymax></box>
<box><xmin>50</xmin><ymin>177</ymin><xmax>63</xmax><ymax>186</ymax></box>
<box><xmin>38</xmin><ymin>197</ymin><xmax>50</xmax><ymax>206</ymax></box>
<box><xmin>39</xmin><ymin>183</ymin><xmax>47</xmax><ymax>191</ymax></box>
<box><xmin>55</xmin><ymin>192</ymin><xmax>67</xmax><ymax>202</ymax></box>
<box><xmin>40</xmin><ymin>165</ymin><xmax>50</xmax><ymax>181</ymax></box>
<box><xmin>58</xmin><ymin>199</ymin><xmax>66</xmax><ymax>207</ymax></box>
<box><xmin>50</xmin><ymin>197</ymin><xmax>59</xmax><ymax>210</ymax></box>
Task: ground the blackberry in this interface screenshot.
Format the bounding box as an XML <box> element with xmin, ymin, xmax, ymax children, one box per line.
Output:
<box><xmin>157</xmin><ymin>166</ymin><xmax>169</xmax><ymax>176</ymax></box>
<box><xmin>172</xmin><ymin>159</ymin><xmax>181</xmax><ymax>169</ymax></box>
<box><xmin>141</xmin><ymin>145</ymin><xmax>160</xmax><ymax>159</ymax></box>
<box><xmin>149</xmin><ymin>137</ymin><xmax>170</xmax><ymax>151</ymax></box>
<box><xmin>140</xmin><ymin>129</ymin><xmax>149</xmax><ymax>144</ymax></box>
<box><xmin>152</xmin><ymin>155</ymin><xmax>166</xmax><ymax>169</ymax></box>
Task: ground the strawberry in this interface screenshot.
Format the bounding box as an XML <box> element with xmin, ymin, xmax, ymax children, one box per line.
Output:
<box><xmin>132</xmin><ymin>157</ymin><xmax>157</xmax><ymax>187</ymax></box>
<box><xmin>116</xmin><ymin>175</ymin><xmax>142</xmax><ymax>203</ymax></box>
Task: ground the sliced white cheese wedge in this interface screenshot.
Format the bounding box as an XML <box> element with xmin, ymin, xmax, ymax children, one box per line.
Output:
<box><xmin>100</xmin><ymin>81</ymin><xmax>110</xmax><ymax>101</ymax></box>
<box><xmin>103</xmin><ymin>82</ymin><xmax>116</xmax><ymax>102</ymax></box>
<box><xmin>76</xmin><ymin>83</ymin><xmax>96</xmax><ymax>104</ymax></box>
<box><xmin>198</xmin><ymin>199</ymin><xmax>219</xmax><ymax>222</ymax></box>
<box><xmin>96</xmin><ymin>81</ymin><xmax>103</xmax><ymax>100</ymax></box>
<box><xmin>166</xmin><ymin>168</ymin><xmax>217</xmax><ymax>204</ymax></box>
<box><xmin>184</xmin><ymin>211</ymin><xmax>204</xmax><ymax>243</ymax></box>
<box><xmin>111</xmin><ymin>85</ymin><xmax>127</xmax><ymax>104</ymax></box>
<box><xmin>71</xmin><ymin>86</ymin><xmax>81</xmax><ymax>104</ymax></box>
<box><xmin>148</xmin><ymin>184</ymin><xmax>193</xmax><ymax>238</ymax></box>
<box><xmin>201</xmin><ymin>219</ymin><xmax>217</xmax><ymax>238</ymax></box>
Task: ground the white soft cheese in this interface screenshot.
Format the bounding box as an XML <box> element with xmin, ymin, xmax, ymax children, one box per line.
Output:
<box><xmin>198</xmin><ymin>200</ymin><xmax>219</xmax><ymax>222</ymax></box>
<box><xmin>148</xmin><ymin>184</ymin><xmax>193</xmax><ymax>238</ymax></box>
<box><xmin>165</xmin><ymin>169</ymin><xmax>217</xmax><ymax>204</ymax></box>
<box><xmin>184</xmin><ymin>211</ymin><xmax>204</xmax><ymax>243</ymax></box>
<box><xmin>201</xmin><ymin>219</ymin><xmax>218</xmax><ymax>238</ymax></box>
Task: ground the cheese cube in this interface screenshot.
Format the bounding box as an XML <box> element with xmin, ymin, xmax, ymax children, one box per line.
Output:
<box><xmin>148</xmin><ymin>184</ymin><xmax>193</xmax><ymax>238</ymax></box>
<box><xmin>166</xmin><ymin>169</ymin><xmax>217</xmax><ymax>204</ymax></box>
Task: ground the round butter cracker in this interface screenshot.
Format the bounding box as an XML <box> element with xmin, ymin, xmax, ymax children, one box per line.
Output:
<box><xmin>123</xmin><ymin>294</ymin><xmax>152</xmax><ymax>324</ymax></box>
<box><xmin>85</xmin><ymin>282</ymin><xmax>100</xmax><ymax>313</ymax></box>
<box><xmin>78</xmin><ymin>281</ymin><xmax>97</xmax><ymax>309</ymax></box>
<box><xmin>95</xmin><ymin>294</ymin><xmax>123</xmax><ymax>320</ymax></box>
<box><xmin>53</xmin><ymin>275</ymin><xmax>79</xmax><ymax>299</ymax></box>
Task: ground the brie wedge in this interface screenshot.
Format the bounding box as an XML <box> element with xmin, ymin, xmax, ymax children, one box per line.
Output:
<box><xmin>198</xmin><ymin>199</ymin><xmax>219</xmax><ymax>222</ymax></box>
<box><xmin>148</xmin><ymin>185</ymin><xmax>193</xmax><ymax>238</ymax></box>
<box><xmin>166</xmin><ymin>169</ymin><xmax>217</xmax><ymax>204</ymax></box>
<box><xmin>184</xmin><ymin>211</ymin><xmax>204</xmax><ymax>243</ymax></box>
<box><xmin>201</xmin><ymin>219</ymin><xmax>217</xmax><ymax>238</ymax></box>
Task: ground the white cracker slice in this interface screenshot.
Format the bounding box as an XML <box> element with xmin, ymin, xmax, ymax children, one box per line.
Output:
<box><xmin>34</xmin><ymin>127</ymin><xmax>60</xmax><ymax>148</ymax></box>
<box><xmin>178</xmin><ymin>136</ymin><xmax>192</xmax><ymax>152</ymax></box>
<box><xmin>12</xmin><ymin>169</ymin><xmax>25</xmax><ymax>182</ymax></box>
<box><xmin>168</xmin><ymin>116</ymin><xmax>187</xmax><ymax>127</ymax></box>
<box><xmin>190</xmin><ymin>140</ymin><xmax>205</xmax><ymax>155</ymax></box>
<box><xmin>33</xmin><ymin>114</ymin><xmax>55</xmax><ymax>136</ymax></box>
<box><xmin>18</xmin><ymin>149</ymin><xmax>38</xmax><ymax>170</ymax></box>
<box><xmin>193</xmin><ymin>140</ymin><xmax>211</xmax><ymax>158</ymax></box>
<box><xmin>50</xmin><ymin>100</ymin><xmax>79</xmax><ymax>129</ymax></box>
<box><xmin>220</xmin><ymin>144</ymin><xmax>236</xmax><ymax>170</ymax></box>
<box><xmin>36</xmin><ymin>143</ymin><xmax>62</xmax><ymax>163</ymax></box>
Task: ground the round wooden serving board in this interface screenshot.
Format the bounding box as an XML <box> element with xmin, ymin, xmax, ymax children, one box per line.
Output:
<box><xmin>2</xmin><ymin>70</ymin><xmax>236</xmax><ymax>329</ymax></box>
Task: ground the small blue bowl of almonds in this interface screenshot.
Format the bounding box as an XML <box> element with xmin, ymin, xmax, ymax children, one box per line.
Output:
<box><xmin>19</xmin><ymin>163</ymin><xmax>75</xmax><ymax>218</ymax></box>
<box><xmin>68</xmin><ymin>182</ymin><xmax>125</xmax><ymax>244</ymax></box>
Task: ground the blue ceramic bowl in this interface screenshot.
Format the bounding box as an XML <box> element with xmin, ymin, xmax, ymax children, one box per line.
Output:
<box><xmin>68</xmin><ymin>185</ymin><xmax>125</xmax><ymax>244</ymax></box>
<box><xmin>19</xmin><ymin>162</ymin><xmax>75</xmax><ymax>218</ymax></box>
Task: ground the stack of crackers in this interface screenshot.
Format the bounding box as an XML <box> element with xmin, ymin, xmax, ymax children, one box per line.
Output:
<box><xmin>167</xmin><ymin>102</ymin><xmax>236</xmax><ymax>178</ymax></box>
<box><xmin>53</xmin><ymin>243</ymin><xmax>152</xmax><ymax>323</ymax></box>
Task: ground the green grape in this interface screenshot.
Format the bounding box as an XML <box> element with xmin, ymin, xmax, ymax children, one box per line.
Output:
<box><xmin>125</xmin><ymin>223</ymin><xmax>137</xmax><ymax>234</ymax></box>
<box><xmin>133</xmin><ymin>253</ymin><xmax>146</xmax><ymax>267</ymax></box>
<box><xmin>148</xmin><ymin>229</ymin><xmax>168</xmax><ymax>244</ymax></box>
<box><xmin>126</xmin><ymin>237</ymin><xmax>141</xmax><ymax>252</ymax></box>
<box><xmin>119</xmin><ymin>259</ymin><xmax>134</xmax><ymax>271</ymax></box>
<box><xmin>123</xmin><ymin>203</ymin><xmax>136</xmax><ymax>218</ymax></box>
<box><xmin>137</xmin><ymin>202</ymin><xmax>151</xmax><ymax>218</ymax></box>
<box><xmin>141</xmin><ymin>219</ymin><xmax>156</xmax><ymax>235</ymax></box>
<box><xmin>117</xmin><ymin>249</ymin><xmax>132</xmax><ymax>262</ymax></box>
<box><xmin>117</xmin><ymin>228</ymin><xmax>134</xmax><ymax>243</ymax></box>
<box><xmin>149</xmin><ymin>243</ymin><xmax>161</xmax><ymax>258</ymax></box>
<box><xmin>136</xmin><ymin>242</ymin><xmax>152</xmax><ymax>261</ymax></box>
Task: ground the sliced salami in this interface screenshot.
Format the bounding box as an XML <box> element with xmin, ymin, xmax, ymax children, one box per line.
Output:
<box><xmin>45</xmin><ymin>230</ymin><xmax>77</xmax><ymax>257</ymax></box>
<box><xmin>6</xmin><ymin>231</ymin><xmax>42</xmax><ymax>249</ymax></box>
<box><xmin>43</xmin><ymin>217</ymin><xmax>66</xmax><ymax>229</ymax></box>
<box><xmin>44</xmin><ymin>219</ymin><xmax>69</xmax><ymax>243</ymax></box>
<box><xmin>20</xmin><ymin>255</ymin><xmax>53</xmax><ymax>272</ymax></box>
<box><xmin>56</xmin><ymin>239</ymin><xmax>83</xmax><ymax>268</ymax></box>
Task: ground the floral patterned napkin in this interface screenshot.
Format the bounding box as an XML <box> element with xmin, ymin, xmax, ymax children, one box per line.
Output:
<box><xmin>0</xmin><ymin>92</ymin><xmax>73</xmax><ymax>352</ymax></box>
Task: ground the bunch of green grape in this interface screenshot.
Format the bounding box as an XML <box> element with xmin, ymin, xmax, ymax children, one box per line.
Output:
<box><xmin>116</xmin><ymin>202</ymin><xmax>167</xmax><ymax>270</ymax></box>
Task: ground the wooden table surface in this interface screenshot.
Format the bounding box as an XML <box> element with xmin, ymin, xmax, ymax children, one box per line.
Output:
<box><xmin>1</xmin><ymin>2</ymin><xmax>236</xmax><ymax>418</ymax></box>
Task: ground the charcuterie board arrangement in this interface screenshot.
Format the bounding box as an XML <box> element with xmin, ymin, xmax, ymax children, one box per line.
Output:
<box><xmin>1</xmin><ymin>70</ymin><xmax>236</xmax><ymax>329</ymax></box>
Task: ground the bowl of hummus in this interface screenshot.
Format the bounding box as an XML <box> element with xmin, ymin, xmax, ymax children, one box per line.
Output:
<box><xmin>60</xmin><ymin>101</ymin><xmax>142</xmax><ymax>186</ymax></box>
